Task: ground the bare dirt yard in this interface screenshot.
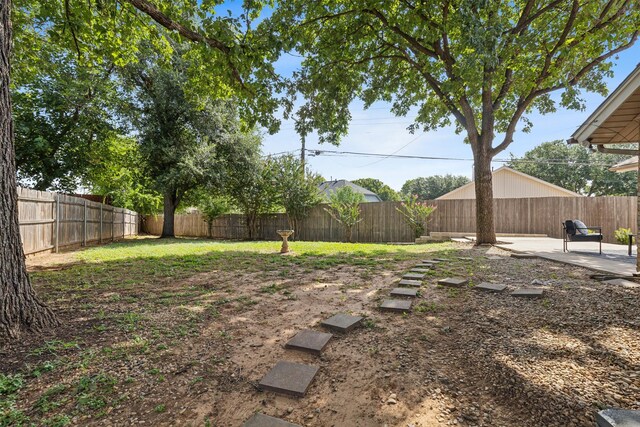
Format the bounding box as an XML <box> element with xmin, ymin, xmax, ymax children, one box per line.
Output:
<box><xmin>1</xmin><ymin>237</ymin><xmax>639</xmax><ymax>426</ymax></box>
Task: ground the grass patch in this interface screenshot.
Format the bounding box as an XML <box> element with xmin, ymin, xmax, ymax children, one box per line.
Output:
<box><xmin>16</xmin><ymin>237</ymin><xmax>454</xmax><ymax>425</ymax></box>
<box><xmin>259</xmin><ymin>283</ymin><xmax>285</xmax><ymax>294</ymax></box>
<box><xmin>414</xmin><ymin>301</ymin><xmax>444</xmax><ymax>314</ymax></box>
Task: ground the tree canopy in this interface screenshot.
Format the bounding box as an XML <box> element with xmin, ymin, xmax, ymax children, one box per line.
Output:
<box><xmin>271</xmin><ymin>0</ymin><xmax>640</xmax><ymax>243</ymax></box>
<box><xmin>13</xmin><ymin>46</ymin><xmax>124</xmax><ymax>191</ymax></box>
<box><xmin>508</xmin><ymin>140</ymin><xmax>636</xmax><ymax>196</ymax></box>
<box><xmin>401</xmin><ymin>175</ymin><xmax>470</xmax><ymax>200</ymax></box>
<box><xmin>123</xmin><ymin>44</ymin><xmax>261</xmax><ymax>237</ymax></box>
<box><xmin>352</xmin><ymin>178</ymin><xmax>399</xmax><ymax>201</ymax></box>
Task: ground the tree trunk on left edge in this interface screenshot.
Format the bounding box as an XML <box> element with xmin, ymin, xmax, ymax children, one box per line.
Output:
<box><xmin>161</xmin><ymin>190</ymin><xmax>178</xmax><ymax>238</ymax></box>
<box><xmin>473</xmin><ymin>141</ymin><xmax>497</xmax><ymax>245</ymax></box>
<box><xmin>0</xmin><ymin>0</ymin><xmax>58</xmax><ymax>339</ymax></box>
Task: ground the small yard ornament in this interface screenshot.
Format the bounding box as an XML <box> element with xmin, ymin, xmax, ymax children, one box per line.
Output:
<box><xmin>276</xmin><ymin>230</ymin><xmax>294</xmax><ymax>253</ymax></box>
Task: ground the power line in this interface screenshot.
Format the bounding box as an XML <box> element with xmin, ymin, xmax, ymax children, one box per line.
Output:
<box><xmin>305</xmin><ymin>149</ymin><xmax>627</xmax><ymax>167</ymax></box>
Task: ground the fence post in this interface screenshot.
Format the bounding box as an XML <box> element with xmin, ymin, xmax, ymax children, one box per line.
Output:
<box><xmin>83</xmin><ymin>199</ymin><xmax>87</xmax><ymax>247</ymax></box>
<box><xmin>123</xmin><ymin>210</ymin><xmax>126</xmax><ymax>239</ymax></box>
<box><xmin>54</xmin><ymin>193</ymin><xmax>60</xmax><ymax>253</ymax></box>
<box><xmin>99</xmin><ymin>204</ymin><xmax>103</xmax><ymax>244</ymax></box>
<box><xmin>111</xmin><ymin>207</ymin><xmax>114</xmax><ymax>242</ymax></box>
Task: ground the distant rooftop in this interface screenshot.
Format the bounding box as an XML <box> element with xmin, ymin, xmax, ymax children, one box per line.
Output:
<box><xmin>318</xmin><ymin>180</ymin><xmax>382</xmax><ymax>202</ymax></box>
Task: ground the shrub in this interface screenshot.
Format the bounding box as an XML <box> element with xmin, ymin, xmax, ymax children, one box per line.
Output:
<box><xmin>396</xmin><ymin>195</ymin><xmax>437</xmax><ymax>238</ymax></box>
<box><xmin>614</xmin><ymin>227</ymin><xmax>633</xmax><ymax>244</ymax></box>
<box><xmin>324</xmin><ymin>187</ymin><xmax>365</xmax><ymax>242</ymax></box>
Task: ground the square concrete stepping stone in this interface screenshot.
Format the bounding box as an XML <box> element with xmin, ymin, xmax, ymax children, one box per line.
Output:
<box><xmin>398</xmin><ymin>279</ymin><xmax>422</xmax><ymax>287</ymax></box>
<box><xmin>390</xmin><ymin>287</ymin><xmax>418</xmax><ymax>297</ymax></box>
<box><xmin>433</xmin><ymin>258</ymin><xmax>449</xmax><ymax>262</ymax></box>
<box><xmin>437</xmin><ymin>277</ymin><xmax>469</xmax><ymax>287</ymax></box>
<box><xmin>410</xmin><ymin>268</ymin><xmax>430</xmax><ymax>273</ymax></box>
<box><xmin>510</xmin><ymin>253</ymin><xmax>538</xmax><ymax>259</ymax></box>
<box><xmin>511</xmin><ymin>288</ymin><xmax>544</xmax><ymax>298</ymax></box>
<box><xmin>596</xmin><ymin>408</ymin><xmax>640</xmax><ymax>427</ymax></box>
<box><xmin>604</xmin><ymin>278</ymin><xmax>640</xmax><ymax>288</ymax></box>
<box><xmin>475</xmin><ymin>282</ymin><xmax>507</xmax><ymax>292</ymax></box>
<box><xmin>486</xmin><ymin>256</ymin><xmax>503</xmax><ymax>260</ymax></box>
<box><xmin>459</xmin><ymin>257</ymin><xmax>473</xmax><ymax>261</ymax></box>
<box><xmin>380</xmin><ymin>299</ymin><xmax>412</xmax><ymax>313</ymax></box>
<box><xmin>422</xmin><ymin>259</ymin><xmax>440</xmax><ymax>264</ymax></box>
<box><xmin>320</xmin><ymin>313</ymin><xmax>363</xmax><ymax>332</ymax></box>
<box><xmin>403</xmin><ymin>272</ymin><xmax>426</xmax><ymax>280</ymax></box>
<box><xmin>258</xmin><ymin>361</ymin><xmax>319</xmax><ymax>397</ymax></box>
<box><xmin>285</xmin><ymin>330</ymin><xmax>332</xmax><ymax>355</ymax></box>
<box><xmin>243</xmin><ymin>413</ymin><xmax>301</xmax><ymax>427</ymax></box>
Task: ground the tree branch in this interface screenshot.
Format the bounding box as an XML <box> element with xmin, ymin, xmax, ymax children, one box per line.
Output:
<box><xmin>506</xmin><ymin>0</ymin><xmax>565</xmax><ymax>36</ymax></box>
<box><xmin>300</xmin><ymin>9</ymin><xmax>359</xmax><ymax>27</ymax></box>
<box><xmin>362</xmin><ymin>8</ymin><xmax>439</xmax><ymax>59</ymax></box>
<box><xmin>532</xmin><ymin>30</ymin><xmax>639</xmax><ymax>97</ymax></box>
<box><xmin>122</xmin><ymin>0</ymin><xmax>247</xmax><ymax>89</ymax></box>
<box><xmin>492</xmin><ymin>68</ymin><xmax>513</xmax><ymax>110</ymax></box>
<box><xmin>64</xmin><ymin>0</ymin><xmax>82</xmax><ymax>59</ymax></box>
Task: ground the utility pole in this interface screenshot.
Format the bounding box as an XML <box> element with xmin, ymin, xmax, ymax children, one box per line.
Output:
<box><xmin>300</xmin><ymin>134</ymin><xmax>306</xmax><ymax>168</ymax></box>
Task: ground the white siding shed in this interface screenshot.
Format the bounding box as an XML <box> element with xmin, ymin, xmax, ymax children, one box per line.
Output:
<box><xmin>436</xmin><ymin>166</ymin><xmax>581</xmax><ymax>200</ymax></box>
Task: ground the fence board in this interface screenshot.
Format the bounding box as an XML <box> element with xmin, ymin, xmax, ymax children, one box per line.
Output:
<box><xmin>17</xmin><ymin>187</ymin><xmax>139</xmax><ymax>255</ymax></box>
<box><xmin>143</xmin><ymin>197</ymin><xmax>638</xmax><ymax>244</ymax></box>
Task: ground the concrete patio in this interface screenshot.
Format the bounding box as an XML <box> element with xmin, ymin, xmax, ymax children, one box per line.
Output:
<box><xmin>493</xmin><ymin>236</ymin><xmax>638</xmax><ymax>277</ymax></box>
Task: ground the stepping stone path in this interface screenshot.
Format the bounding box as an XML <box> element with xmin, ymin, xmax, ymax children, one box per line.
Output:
<box><xmin>511</xmin><ymin>288</ymin><xmax>544</xmax><ymax>298</ymax></box>
<box><xmin>603</xmin><ymin>278</ymin><xmax>640</xmax><ymax>288</ymax></box>
<box><xmin>474</xmin><ymin>282</ymin><xmax>507</xmax><ymax>292</ymax></box>
<box><xmin>403</xmin><ymin>272</ymin><xmax>426</xmax><ymax>280</ymax></box>
<box><xmin>437</xmin><ymin>277</ymin><xmax>469</xmax><ymax>288</ymax></box>
<box><xmin>596</xmin><ymin>408</ymin><xmax>640</xmax><ymax>427</ymax></box>
<box><xmin>243</xmin><ymin>413</ymin><xmax>301</xmax><ymax>427</ymax></box>
<box><xmin>285</xmin><ymin>330</ymin><xmax>332</xmax><ymax>355</ymax></box>
<box><xmin>410</xmin><ymin>268</ymin><xmax>430</xmax><ymax>273</ymax></box>
<box><xmin>258</xmin><ymin>361</ymin><xmax>319</xmax><ymax>397</ymax></box>
<box><xmin>398</xmin><ymin>279</ymin><xmax>422</xmax><ymax>288</ymax></box>
<box><xmin>380</xmin><ymin>299</ymin><xmax>412</xmax><ymax>313</ymax></box>
<box><xmin>510</xmin><ymin>253</ymin><xmax>538</xmax><ymax>259</ymax></box>
<box><xmin>321</xmin><ymin>313</ymin><xmax>363</xmax><ymax>333</ymax></box>
<box><xmin>390</xmin><ymin>287</ymin><xmax>418</xmax><ymax>297</ymax></box>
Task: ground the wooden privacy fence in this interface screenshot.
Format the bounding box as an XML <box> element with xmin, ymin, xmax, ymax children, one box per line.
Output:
<box><xmin>428</xmin><ymin>196</ymin><xmax>637</xmax><ymax>244</ymax></box>
<box><xmin>144</xmin><ymin>197</ymin><xmax>638</xmax><ymax>244</ymax></box>
<box><xmin>144</xmin><ymin>201</ymin><xmax>415</xmax><ymax>242</ymax></box>
<box><xmin>17</xmin><ymin>187</ymin><xmax>139</xmax><ymax>255</ymax></box>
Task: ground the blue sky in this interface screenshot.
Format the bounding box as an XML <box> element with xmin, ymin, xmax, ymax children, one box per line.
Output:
<box><xmin>261</xmin><ymin>44</ymin><xmax>640</xmax><ymax>191</ymax></box>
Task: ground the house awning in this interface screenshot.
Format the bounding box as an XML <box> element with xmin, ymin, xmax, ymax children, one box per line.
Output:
<box><xmin>568</xmin><ymin>63</ymin><xmax>640</xmax><ymax>148</ymax></box>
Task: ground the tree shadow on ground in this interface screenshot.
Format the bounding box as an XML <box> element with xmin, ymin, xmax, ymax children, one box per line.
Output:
<box><xmin>2</xmin><ymin>240</ymin><xmax>638</xmax><ymax>426</ymax></box>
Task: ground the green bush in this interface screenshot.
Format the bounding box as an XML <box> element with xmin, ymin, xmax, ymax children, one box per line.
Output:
<box><xmin>324</xmin><ymin>187</ymin><xmax>365</xmax><ymax>242</ymax></box>
<box><xmin>614</xmin><ymin>227</ymin><xmax>632</xmax><ymax>244</ymax></box>
<box><xmin>396</xmin><ymin>195</ymin><xmax>437</xmax><ymax>238</ymax></box>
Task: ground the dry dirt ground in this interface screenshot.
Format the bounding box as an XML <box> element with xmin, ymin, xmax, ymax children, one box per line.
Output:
<box><xmin>2</xmin><ymin>239</ymin><xmax>639</xmax><ymax>427</ymax></box>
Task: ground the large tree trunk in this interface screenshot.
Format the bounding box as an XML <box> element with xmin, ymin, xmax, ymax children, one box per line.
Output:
<box><xmin>473</xmin><ymin>142</ymin><xmax>497</xmax><ymax>245</ymax></box>
<box><xmin>1</xmin><ymin>0</ymin><xmax>57</xmax><ymax>338</ymax></box>
<box><xmin>161</xmin><ymin>190</ymin><xmax>178</xmax><ymax>238</ymax></box>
